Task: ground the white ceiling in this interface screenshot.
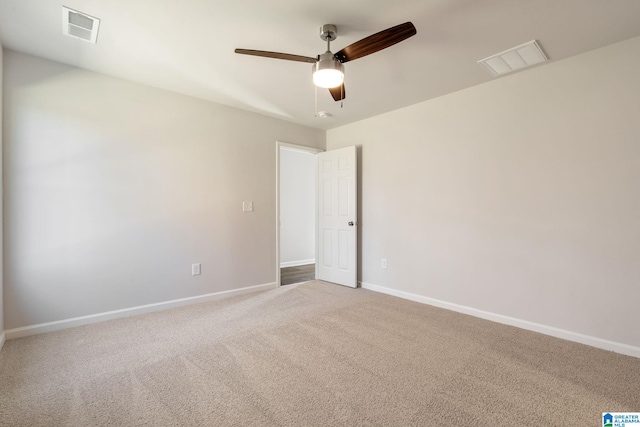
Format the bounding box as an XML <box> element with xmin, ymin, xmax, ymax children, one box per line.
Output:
<box><xmin>1</xmin><ymin>0</ymin><xmax>640</xmax><ymax>130</ymax></box>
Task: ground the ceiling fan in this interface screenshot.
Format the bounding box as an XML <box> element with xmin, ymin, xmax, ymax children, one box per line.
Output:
<box><xmin>235</xmin><ymin>22</ymin><xmax>417</xmax><ymax>102</ymax></box>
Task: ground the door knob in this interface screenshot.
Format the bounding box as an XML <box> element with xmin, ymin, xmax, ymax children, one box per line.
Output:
<box><xmin>348</xmin><ymin>221</ymin><xmax>354</xmax><ymax>226</ymax></box>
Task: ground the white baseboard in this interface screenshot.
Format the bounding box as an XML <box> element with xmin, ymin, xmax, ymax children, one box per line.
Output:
<box><xmin>280</xmin><ymin>259</ymin><xmax>315</xmax><ymax>268</ymax></box>
<box><xmin>5</xmin><ymin>282</ymin><xmax>277</xmax><ymax>340</ymax></box>
<box><xmin>0</xmin><ymin>331</ymin><xmax>5</xmax><ymax>352</ymax></box>
<box><xmin>360</xmin><ymin>282</ymin><xmax>640</xmax><ymax>359</ymax></box>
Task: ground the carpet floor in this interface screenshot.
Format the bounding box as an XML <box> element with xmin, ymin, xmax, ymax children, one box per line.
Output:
<box><xmin>0</xmin><ymin>281</ymin><xmax>638</xmax><ymax>426</ymax></box>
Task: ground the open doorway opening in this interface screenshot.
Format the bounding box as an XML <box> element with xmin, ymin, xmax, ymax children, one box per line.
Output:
<box><xmin>277</xmin><ymin>142</ymin><xmax>322</xmax><ymax>286</ymax></box>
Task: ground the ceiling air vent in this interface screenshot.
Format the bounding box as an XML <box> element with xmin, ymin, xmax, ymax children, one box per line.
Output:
<box><xmin>477</xmin><ymin>40</ymin><xmax>547</xmax><ymax>77</ymax></box>
<box><xmin>62</xmin><ymin>6</ymin><xmax>100</xmax><ymax>44</ymax></box>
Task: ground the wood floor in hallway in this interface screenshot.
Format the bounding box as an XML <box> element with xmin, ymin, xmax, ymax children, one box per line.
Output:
<box><xmin>280</xmin><ymin>263</ymin><xmax>315</xmax><ymax>285</ymax></box>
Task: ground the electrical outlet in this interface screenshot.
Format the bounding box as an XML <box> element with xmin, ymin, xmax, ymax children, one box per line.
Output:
<box><xmin>381</xmin><ymin>259</ymin><xmax>387</xmax><ymax>269</ymax></box>
<box><xmin>192</xmin><ymin>263</ymin><xmax>201</xmax><ymax>276</ymax></box>
<box><xmin>242</xmin><ymin>201</ymin><xmax>254</xmax><ymax>212</ymax></box>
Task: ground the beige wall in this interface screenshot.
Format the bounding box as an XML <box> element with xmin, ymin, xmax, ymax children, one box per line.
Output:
<box><xmin>3</xmin><ymin>50</ymin><xmax>324</xmax><ymax>330</ymax></box>
<box><xmin>0</xmin><ymin>44</ymin><xmax>4</xmax><ymax>342</ymax></box>
<box><xmin>279</xmin><ymin>148</ymin><xmax>316</xmax><ymax>266</ymax></box>
<box><xmin>327</xmin><ymin>36</ymin><xmax>640</xmax><ymax>348</ymax></box>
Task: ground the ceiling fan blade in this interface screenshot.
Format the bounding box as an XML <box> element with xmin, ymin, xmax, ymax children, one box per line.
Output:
<box><xmin>234</xmin><ymin>49</ymin><xmax>317</xmax><ymax>63</ymax></box>
<box><xmin>328</xmin><ymin>84</ymin><xmax>346</xmax><ymax>102</ymax></box>
<box><xmin>334</xmin><ymin>22</ymin><xmax>416</xmax><ymax>63</ymax></box>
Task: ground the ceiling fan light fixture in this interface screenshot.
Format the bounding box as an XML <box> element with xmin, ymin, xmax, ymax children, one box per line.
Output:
<box><xmin>312</xmin><ymin>52</ymin><xmax>344</xmax><ymax>88</ymax></box>
<box><xmin>236</xmin><ymin>22</ymin><xmax>416</xmax><ymax>102</ymax></box>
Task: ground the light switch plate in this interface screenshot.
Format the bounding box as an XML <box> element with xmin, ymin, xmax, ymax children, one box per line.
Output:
<box><xmin>242</xmin><ymin>201</ymin><xmax>254</xmax><ymax>212</ymax></box>
<box><xmin>192</xmin><ymin>263</ymin><xmax>201</xmax><ymax>276</ymax></box>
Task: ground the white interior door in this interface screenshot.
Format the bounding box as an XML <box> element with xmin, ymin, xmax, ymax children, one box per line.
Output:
<box><xmin>317</xmin><ymin>146</ymin><xmax>357</xmax><ymax>288</ymax></box>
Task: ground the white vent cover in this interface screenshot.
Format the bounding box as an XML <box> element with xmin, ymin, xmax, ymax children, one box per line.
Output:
<box><xmin>477</xmin><ymin>40</ymin><xmax>547</xmax><ymax>76</ymax></box>
<box><xmin>62</xmin><ymin>6</ymin><xmax>100</xmax><ymax>44</ymax></box>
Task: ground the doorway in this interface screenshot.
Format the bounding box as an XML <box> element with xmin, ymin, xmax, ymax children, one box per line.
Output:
<box><xmin>276</xmin><ymin>142</ymin><xmax>358</xmax><ymax>288</ymax></box>
<box><xmin>276</xmin><ymin>142</ymin><xmax>322</xmax><ymax>286</ymax></box>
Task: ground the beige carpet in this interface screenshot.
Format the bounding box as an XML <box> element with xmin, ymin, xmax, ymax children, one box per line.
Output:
<box><xmin>0</xmin><ymin>281</ymin><xmax>638</xmax><ymax>426</ymax></box>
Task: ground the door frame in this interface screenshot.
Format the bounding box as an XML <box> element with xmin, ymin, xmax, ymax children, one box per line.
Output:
<box><xmin>275</xmin><ymin>141</ymin><xmax>324</xmax><ymax>287</ymax></box>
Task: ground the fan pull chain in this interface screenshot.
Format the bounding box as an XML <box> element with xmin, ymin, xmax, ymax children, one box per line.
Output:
<box><xmin>314</xmin><ymin>84</ymin><xmax>318</xmax><ymax>117</ymax></box>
